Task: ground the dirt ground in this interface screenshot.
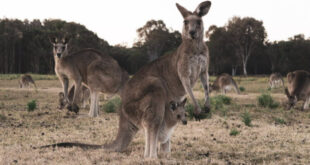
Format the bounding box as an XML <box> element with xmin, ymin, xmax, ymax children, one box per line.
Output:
<box><xmin>0</xmin><ymin>75</ymin><xmax>310</xmax><ymax>165</ymax></box>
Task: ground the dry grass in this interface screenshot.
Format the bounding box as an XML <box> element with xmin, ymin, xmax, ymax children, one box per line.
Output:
<box><xmin>1</xmin><ymin>75</ymin><xmax>310</xmax><ymax>164</ymax></box>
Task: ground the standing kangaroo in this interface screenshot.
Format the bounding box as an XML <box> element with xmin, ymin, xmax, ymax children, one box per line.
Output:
<box><xmin>285</xmin><ymin>70</ymin><xmax>310</xmax><ymax>110</ymax></box>
<box><xmin>58</xmin><ymin>85</ymin><xmax>90</xmax><ymax>110</ymax></box>
<box><xmin>50</xmin><ymin>37</ymin><xmax>128</xmax><ymax>117</ymax></box>
<box><xmin>19</xmin><ymin>74</ymin><xmax>37</xmax><ymax>89</ymax></box>
<box><xmin>269</xmin><ymin>72</ymin><xmax>284</xmax><ymax>88</ymax></box>
<box><xmin>104</xmin><ymin>1</ymin><xmax>212</xmax><ymax>158</ymax></box>
<box><xmin>209</xmin><ymin>73</ymin><xmax>240</xmax><ymax>94</ymax></box>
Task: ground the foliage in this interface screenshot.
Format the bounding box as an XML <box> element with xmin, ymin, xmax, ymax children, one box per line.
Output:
<box><xmin>230</xmin><ymin>128</ymin><xmax>240</xmax><ymax>136</ymax></box>
<box><xmin>27</xmin><ymin>100</ymin><xmax>37</xmax><ymax>112</ymax></box>
<box><xmin>102</xmin><ymin>97</ymin><xmax>121</xmax><ymax>113</ymax></box>
<box><xmin>239</xmin><ymin>86</ymin><xmax>245</xmax><ymax>92</ymax></box>
<box><xmin>241</xmin><ymin>111</ymin><xmax>252</xmax><ymax>126</ymax></box>
<box><xmin>185</xmin><ymin>103</ymin><xmax>210</xmax><ymax>120</ymax></box>
<box><xmin>274</xmin><ymin>117</ymin><xmax>286</xmax><ymax>125</ymax></box>
<box><xmin>210</xmin><ymin>95</ymin><xmax>232</xmax><ymax>110</ymax></box>
<box><xmin>257</xmin><ymin>93</ymin><xmax>279</xmax><ymax>109</ymax></box>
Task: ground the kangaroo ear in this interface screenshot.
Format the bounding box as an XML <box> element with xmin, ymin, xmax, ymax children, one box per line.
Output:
<box><xmin>62</xmin><ymin>37</ymin><xmax>70</xmax><ymax>44</ymax></box>
<box><xmin>180</xmin><ymin>98</ymin><xmax>187</xmax><ymax>106</ymax></box>
<box><xmin>176</xmin><ymin>3</ymin><xmax>191</xmax><ymax>18</ymax></box>
<box><xmin>170</xmin><ymin>101</ymin><xmax>177</xmax><ymax>110</ymax></box>
<box><xmin>194</xmin><ymin>1</ymin><xmax>211</xmax><ymax>17</ymax></box>
<box><xmin>49</xmin><ymin>37</ymin><xmax>57</xmax><ymax>44</ymax></box>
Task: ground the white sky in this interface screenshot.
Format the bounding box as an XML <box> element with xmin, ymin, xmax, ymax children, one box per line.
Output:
<box><xmin>0</xmin><ymin>0</ymin><xmax>309</xmax><ymax>46</ymax></box>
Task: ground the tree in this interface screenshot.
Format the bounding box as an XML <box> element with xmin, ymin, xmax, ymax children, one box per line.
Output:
<box><xmin>227</xmin><ymin>17</ymin><xmax>267</xmax><ymax>76</ymax></box>
<box><xmin>134</xmin><ymin>20</ymin><xmax>181</xmax><ymax>61</ymax></box>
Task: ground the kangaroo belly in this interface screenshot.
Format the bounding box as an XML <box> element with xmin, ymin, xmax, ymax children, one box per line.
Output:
<box><xmin>189</xmin><ymin>54</ymin><xmax>207</xmax><ymax>86</ymax></box>
<box><xmin>158</xmin><ymin>126</ymin><xmax>176</xmax><ymax>143</ymax></box>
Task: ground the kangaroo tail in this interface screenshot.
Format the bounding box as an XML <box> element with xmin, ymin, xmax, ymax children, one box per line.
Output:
<box><xmin>39</xmin><ymin>142</ymin><xmax>102</xmax><ymax>149</ymax></box>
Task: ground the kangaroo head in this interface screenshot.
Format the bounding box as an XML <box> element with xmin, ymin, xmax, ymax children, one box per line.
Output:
<box><xmin>49</xmin><ymin>37</ymin><xmax>69</xmax><ymax>58</ymax></box>
<box><xmin>176</xmin><ymin>1</ymin><xmax>211</xmax><ymax>40</ymax></box>
<box><xmin>284</xmin><ymin>88</ymin><xmax>297</xmax><ymax>109</ymax></box>
<box><xmin>169</xmin><ymin>98</ymin><xmax>187</xmax><ymax>125</ymax></box>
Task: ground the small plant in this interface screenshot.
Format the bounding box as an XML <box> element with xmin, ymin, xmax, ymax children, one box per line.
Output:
<box><xmin>241</xmin><ymin>111</ymin><xmax>252</xmax><ymax>126</ymax></box>
<box><xmin>274</xmin><ymin>117</ymin><xmax>286</xmax><ymax>125</ymax></box>
<box><xmin>185</xmin><ymin>103</ymin><xmax>210</xmax><ymax>120</ymax></box>
<box><xmin>230</xmin><ymin>128</ymin><xmax>240</xmax><ymax>136</ymax></box>
<box><xmin>239</xmin><ymin>86</ymin><xmax>245</xmax><ymax>92</ymax></box>
<box><xmin>27</xmin><ymin>100</ymin><xmax>37</xmax><ymax>112</ymax></box>
<box><xmin>102</xmin><ymin>97</ymin><xmax>121</xmax><ymax>113</ymax></box>
<box><xmin>210</xmin><ymin>95</ymin><xmax>232</xmax><ymax>110</ymax></box>
<box><xmin>257</xmin><ymin>93</ymin><xmax>279</xmax><ymax>109</ymax></box>
<box><xmin>0</xmin><ymin>114</ymin><xmax>7</xmax><ymax>121</ymax></box>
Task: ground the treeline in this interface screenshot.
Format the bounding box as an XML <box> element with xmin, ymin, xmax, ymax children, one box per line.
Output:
<box><xmin>0</xmin><ymin>18</ymin><xmax>309</xmax><ymax>75</ymax></box>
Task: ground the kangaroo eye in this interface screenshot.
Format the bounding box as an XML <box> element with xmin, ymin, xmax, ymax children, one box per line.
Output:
<box><xmin>197</xmin><ymin>20</ymin><xmax>201</xmax><ymax>25</ymax></box>
<box><xmin>184</xmin><ymin>20</ymin><xmax>189</xmax><ymax>25</ymax></box>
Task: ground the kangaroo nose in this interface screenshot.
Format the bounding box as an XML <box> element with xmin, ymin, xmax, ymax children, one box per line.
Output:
<box><xmin>57</xmin><ymin>53</ymin><xmax>61</xmax><ymax>58</ymax></box>
<box><xmin>189</xmin><ymin>31</ymin><xmax>195</xmax><ymax>38</ymax></box>
<box><xmin>182</xmin><ymin>120</ymin><xmax>187</xmax><ymax>125</ymax></box>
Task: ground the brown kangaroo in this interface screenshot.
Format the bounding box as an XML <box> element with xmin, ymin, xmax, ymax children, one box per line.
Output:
<box><xmin>19</xmin><ymin>74</ymin><xmax>37</xmax><ymax>89</ymax></box>
<box><xmin>58</xmin><ymin>85</ymin><xmax>90</xmax><ymax>110</ymax></box>
<box><xmin>104</xmin><ymin>1</ymin><xmax>212</xmax><ymax>158</ymax></box>
<box><xmin>50</xmin><ymin>37</ymin><xmax>128</xmax><ymax>117</ymax></box>
<box><xmin>269</xmin><ymin>72</ymin><xmax>284</xmax><ymax>88</ymax></box>
<box><xmin>210</xmin><ymin>73</ymin><xmax>240</xmax><ymax>94</ymax></box>
<box><xmin>285</xmin><ymin>70</ymin><xmax>310</xmax><ymax>110</ymax></box>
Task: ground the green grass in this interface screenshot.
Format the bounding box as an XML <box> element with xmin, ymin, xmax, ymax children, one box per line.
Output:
<box><xmin>230</xmin><ymin>128</ymin><xmax>240</xmax><ymax>136</ymax></box>
<box><xmin>185</xmin><ymin>103</ymin><xmax>210</xmax><ymax>120</ymax></box>
<box><xmin>274</xmin><ymin>117</ymin><xmax>286</xmax><ymax>125</ymax></box>
<box><xmin>27</xmin><ymin>100</ymin><xmax>37</xmax><ymax>112</ymax></box>
<box><xmin>102</xmin><ymin>97</ymin><xmax>121</xmax><ymax>113</ymax></box>
<box><xmin>257</xmin><ymin>93</ymin><xmax>279</xmax><ymax>109</ymax></box>
<box><xmin>239</xmin><ymin>86</ymin><xmax>245</xmax><ymax>92</ymax></box>
<box><xmin>241</xmin><ymin>111</ymin><xmax>252</xmax><ymax>127</ymax></box>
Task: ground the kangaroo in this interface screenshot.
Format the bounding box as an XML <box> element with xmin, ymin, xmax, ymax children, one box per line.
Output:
<box><xmin>50</xmin><ymin>37</ymin><xmax>128</xmax><ymax>117</ymax></box>
<box><xmin>58</xmin><ymin>85</ymin><xmax>90</xmax><ymax>110</ymax></box>
<box><xmin>269</xmin><ymin>72</ymin><xmax>284</xmax><ymax>88</ymax></box>
<box><xmin>209</xmin><ymin>73</ymin><xmax>240</xmax><ymax>94</ymax></box>
<box><xmin>103</xmin><ymin>1</ymin><xmax>212</xmax><ymax>158</ymax></box>
<box><xmin>19</xmin><ymin>74</ymin><xmax>37</xmax><ymax>89</ymax></box>
<box><xmin>39</xmin><ymin>99</ymin><xmax>187</xmax><ymax>154</ymax></box>
<box><xmin>285</xmin><ymin>70</ymin><xmax>310</xmax><ymax>110</ymax></box>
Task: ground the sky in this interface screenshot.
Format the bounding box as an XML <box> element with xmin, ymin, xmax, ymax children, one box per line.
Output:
<box><xmin>0</xmin><ymin>0</ymin><xmax>309</xmax><ymax>46</ymax></box>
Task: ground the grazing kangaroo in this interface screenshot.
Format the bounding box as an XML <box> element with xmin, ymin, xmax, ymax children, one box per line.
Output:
<box><xmin>210</xmin><ymin>73</ymin><xmax>240</xmax><ymax>94</ymax></box>
<box><xmin>104</xmin><ymin>1</ymin><xmax>212</xmax><ymax>158</ymax></box>
<box><xmin>58</xmin><ymin>85</ymin><xmax>90</xmax><ymax>110</ymax></box>
<box><xmin>269</xmin><ymin>72</ymin><xmax>284</xmax><ymax>88</ymax></box>
<box><xmin>19</xmin><ymin>74</ymin><xmax>37</xmax><ymax>89</ymax></box>
<box><xmin>50</xmin><ymin>37</ymin><xmax>128</xmax><ymax>117</ymax></box>
<box><xmin>285</xmin><ymin>70</ymin><xmax>310</xmax><ymax>110</ymax></box>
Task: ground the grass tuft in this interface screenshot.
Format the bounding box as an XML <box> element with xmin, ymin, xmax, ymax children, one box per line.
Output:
<box><xmin>239</xmin><ymin>86</ymin><xmax>245</xmax><ymax>92</ymax></box>
<box><xmin>274</xmin><ymin>117</ymin><xmax>286</xmax><ymax>125</ymax></box>
<box><xmin>102</xmin><ymin>97</ymin><xmax>121</xmax><ymax>113</ymax></box>
<box><xmin>27</xmin><ymin>100</ymin><xmax>37</xmax><ymax>112</ymax></box>
<box><xmin>230</xmin><ymin>128</ymin><xmax>240</xmax><ymax>136</ymax></box>
<box><xmin>257</xmin><ymin>93</ymin><xmax>279</xmax><ymax>109</ymax></box>
<box><xmin>241</xmin><ymin>111</ymin><xmax>252</xmax><ymax>126</ymax></box>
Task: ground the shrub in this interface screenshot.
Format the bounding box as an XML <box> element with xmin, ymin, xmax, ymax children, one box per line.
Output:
<box><xmin>210</xmin><ymin>95</ymin><xmax>232</xmax><ymax>110</ymax></box>
<box><xmin>27</xmin><ymin>100</ymin><xmax>37</xmax><ymax>112</ymax></box>
<box><xmin>241</xmin><ymin>111</ymin><xmax>251</xmax><ymax>126</ymax></box>
<box><xmin>185</xmin><ymin>103</ymin><xmax>210</xmax><ymax>120</ymax></box>
<box><xmin>102</xmin><ymin>97</ymin><xmax>121</xmax><ymax>113</ymax></box>
<box><xmin>230</xmin><ymin>128</ymin><xmax>240</xmax><ymax>136</ymax></box>
<box><xmin>274</xmin><ymin>117</ymin><xmax>286</xmax><ymax>125</ymax></box>
<box><xmin>257</xmin><ymin>93</ymin><xmax>279</xmax><ymax>109</ymax></box>
<box><xmin>239</xmin><ymin>86</ymin><xmax>245</xmax><ymax>92</ymax></box>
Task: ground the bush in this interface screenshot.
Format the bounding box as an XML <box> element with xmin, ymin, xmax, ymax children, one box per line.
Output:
<box><xmin>239</xmin><ymin>86</ymin><xmax>245</xmax><ymax>92</ymax></box>
<box><xmin>27</xmin><ymin>100</ymin><xmax>37</xmax><ymax>112</ymax></box>
<box><xmin>185</xmin><ymin>103</ymin><xmax>210</xmax><ymax>120</ymax></box>
<box><xmin>274</xmin><ymin>117</ymin><xmax>286</xmax><ymax>125</ymax></box>
<box><xmin>241</xmin><ymin>111</ymin><xmax>251</xmax><ymax>126</ymax></box>
<box><xmin>102</xmin><ymin>97</ymin><xmax>121</xmax><ymax>113</ymax></box>
<box><xmin>230</xmin><ymin>128</ymin><xmax>240</xmax><ymax>136</ymax></box>
<box><xmin>210</xmin><ymin>95</ymin><xmax>232</xmax><ymax>110</ymax></box>
<box><xmin>257</xmin><ymin>93</ymin><xmax>279</xmax><ymax>109</ymax></box>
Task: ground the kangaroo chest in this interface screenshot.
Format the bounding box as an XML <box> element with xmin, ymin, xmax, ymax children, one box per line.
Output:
<box><xmin>158</xmin><ymin>123</ymin><xmax>176</xmax><ymax>143</ymax></box>
<box><xmin>188</xmin><ymin>54</ymin><xmax>207</xmax><ymax>86</ymax></box>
